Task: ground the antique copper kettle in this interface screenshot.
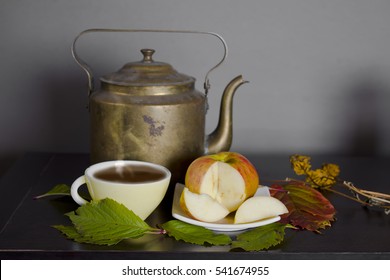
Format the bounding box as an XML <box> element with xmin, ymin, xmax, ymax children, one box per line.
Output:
<box><xmin>72</xmin><ymin>29</ymin><xmax>248</xmax><ymax>183</ymax></box>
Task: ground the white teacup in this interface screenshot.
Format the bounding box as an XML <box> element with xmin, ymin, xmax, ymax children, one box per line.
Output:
<box><xmin>70</xmin><ymin>160</ymin><xmax>171</xmax><ymax>220</ymax></box>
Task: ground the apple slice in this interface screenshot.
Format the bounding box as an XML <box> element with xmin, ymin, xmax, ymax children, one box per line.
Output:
<box><xmin>180</xmin><ymin>187</ymin><xmax>229</xmax><ymax>222</ymax></box>
<box><xmin>234</xmin><ymin>196</ymin><xmax>288</xmax><ymax>224</ymax></box>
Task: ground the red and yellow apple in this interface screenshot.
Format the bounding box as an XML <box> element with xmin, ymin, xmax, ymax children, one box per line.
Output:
<box><xmin>179</xmin><ymin>152</ymin><xmax>288</xmax><ymax>224</ymax></box>
<box><xmin>184</xmin><ymin>152</ymin><xmax>259</xmax><ymax>212</ymax></box>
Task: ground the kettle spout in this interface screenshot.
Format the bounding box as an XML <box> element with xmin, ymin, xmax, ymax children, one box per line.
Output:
<box><xmin>206</xmin><ymin>75</ymin><xmax>248</xmax><ymax>154</ymax></box>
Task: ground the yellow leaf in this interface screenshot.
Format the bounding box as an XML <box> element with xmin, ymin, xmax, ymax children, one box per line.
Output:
<box><xmin>306</xmin><ymin>169</ymin><xmax>337</xmax><ymax>188</ymax></box>
<box><xmin>290</xmin><ymin>155</ymin><xmax>311</xmax><ymax>176</ymax></box>
<box><xmin>322</xmin><ymin>163</ymin><xmax>340</xmax><ymax>177</ymax></box>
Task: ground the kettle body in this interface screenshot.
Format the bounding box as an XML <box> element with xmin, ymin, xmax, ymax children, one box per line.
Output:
<box><xmin>90</xmin><ymin>71</ymin><xmax>206</xmax><ymax>180</ymax></box>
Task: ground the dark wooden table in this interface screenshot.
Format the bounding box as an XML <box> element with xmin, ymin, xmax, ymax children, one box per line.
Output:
<box><xmin>0</xmin><ymin>153</ymin><xmax>389</xmax><ymax>259</ymax></box>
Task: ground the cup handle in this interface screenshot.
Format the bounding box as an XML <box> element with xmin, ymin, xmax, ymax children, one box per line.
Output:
<box><xmin>70</xmin><ymin>175</ymin><xmax>89</xmax><ymax>205</ymax></box>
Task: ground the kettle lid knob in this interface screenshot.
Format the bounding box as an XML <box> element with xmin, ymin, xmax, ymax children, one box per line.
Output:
<box><xmin>141</xmin><ymin>49</ymin><xmax>155</xmax><ymax>63</ymax></box>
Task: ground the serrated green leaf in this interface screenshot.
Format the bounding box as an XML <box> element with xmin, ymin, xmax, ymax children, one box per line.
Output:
<box><xmin>57</xmin><ymin>198</ymin><xmax>156</xmax><ymax>245</ymax></box>
<box><xmin>161</xmin><ymin>220</ymin><xmax>232</xmax><ymax>246</ymax></box>
<box><xmin>34</xmin><ymin>184</ymin><xmax>71</xmax><ymax>199</ymax></box>
<box><xmin>52</xmin><ymin>225</ymin><xmax>100</xmax><ymax>244</ymax></box>
<box><xmin>231</xmin><ymin>222</ymin><xmax>288</xmax><ymax>251</ymax></box>
<box><xmin>53</xmin><ymin>224</ymin><xmax>124</xmax><ymax>245</ymax></box>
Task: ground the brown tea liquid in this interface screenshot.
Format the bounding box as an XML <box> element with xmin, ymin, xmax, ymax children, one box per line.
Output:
<box><xmin>94</xmin><ymin>164</ymin><xmax>166</xmax><ymax>183</ymax></box>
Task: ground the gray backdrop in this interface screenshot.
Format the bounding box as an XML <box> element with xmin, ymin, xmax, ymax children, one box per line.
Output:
<box><xmin>2</xmin><ymin>0</ymin><xmax>390</xmax><ymax>176</ymax></box>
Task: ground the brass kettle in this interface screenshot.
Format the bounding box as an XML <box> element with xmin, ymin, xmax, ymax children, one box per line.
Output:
<box><xmin>72</xmin><ymin>29</ymin><xmax>248</xmax><ymax>183</ymax></box>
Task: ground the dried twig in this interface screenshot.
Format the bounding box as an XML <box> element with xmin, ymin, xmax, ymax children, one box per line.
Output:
<box><xmin>341</xmin><ymin>181</ymin><xmax>390</xmax><ymax>213</ymax></box>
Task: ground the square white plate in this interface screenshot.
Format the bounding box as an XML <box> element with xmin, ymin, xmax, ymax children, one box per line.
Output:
<box><xmin>172</xmin><ymin>183</ymin><xmax>281</xmax><ymax>232</ymax></box>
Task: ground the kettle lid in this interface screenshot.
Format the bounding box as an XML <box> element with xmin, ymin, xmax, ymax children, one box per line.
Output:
<box><xmin>100</xmin><ymin>49</ymin><xmax>195</xmax><ymax>86</ymax></box>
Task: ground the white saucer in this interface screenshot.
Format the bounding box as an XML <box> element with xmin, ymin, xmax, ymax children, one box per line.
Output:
<box><xmin>172</xmin><ymin>183</ymin><xmax>281</xmax><ymax>232</ymax></box>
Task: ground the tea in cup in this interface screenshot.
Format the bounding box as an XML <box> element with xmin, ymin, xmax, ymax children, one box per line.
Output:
<box><xmin>70</xmin><ymin>160</ymin><xmax>171</xmax><ymax>220</ymax></box>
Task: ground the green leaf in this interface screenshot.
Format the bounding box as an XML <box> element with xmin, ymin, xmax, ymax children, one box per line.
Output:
<box><xmin>231</xmin><ymin>222</ymin><xmax>289</xmax><ymax>251</ymax></box>
<box><xmin>52</xmin><ymin>225</ymin><xmax>93</xmax><ymax>244</ymax></box>
<box><xmin>161</xmin><ymin>220</ymin><xmax>232</xmax><ymax>246</ymax></box>
<box><xmin>57</xmin><ymin>198</ymin><xmax>156</xmax><ymax>245</ymax></box>
<box><xmin>34</xmin><ymin>184</ymin><xmax>70</xmax><ymax>199</ymax></box>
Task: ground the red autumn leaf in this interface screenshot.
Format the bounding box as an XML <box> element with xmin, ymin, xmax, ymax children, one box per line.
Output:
<box><xmin>270</xmin><ymin>180</ymin><xmax>336</xmax><ymax>232</ymax></box>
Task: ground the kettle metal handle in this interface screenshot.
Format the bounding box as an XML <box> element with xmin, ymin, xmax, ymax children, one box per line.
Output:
<box><xmin>71</xmin><ymin>28</ymin><xmax>228</xmax><ymax>98</ymax></box>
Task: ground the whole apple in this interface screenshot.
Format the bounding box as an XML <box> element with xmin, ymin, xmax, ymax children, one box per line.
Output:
<box><xmin>184</xmin><ymin>152</ymin><xmax>259</xmax><ymax>212</ymax></box>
